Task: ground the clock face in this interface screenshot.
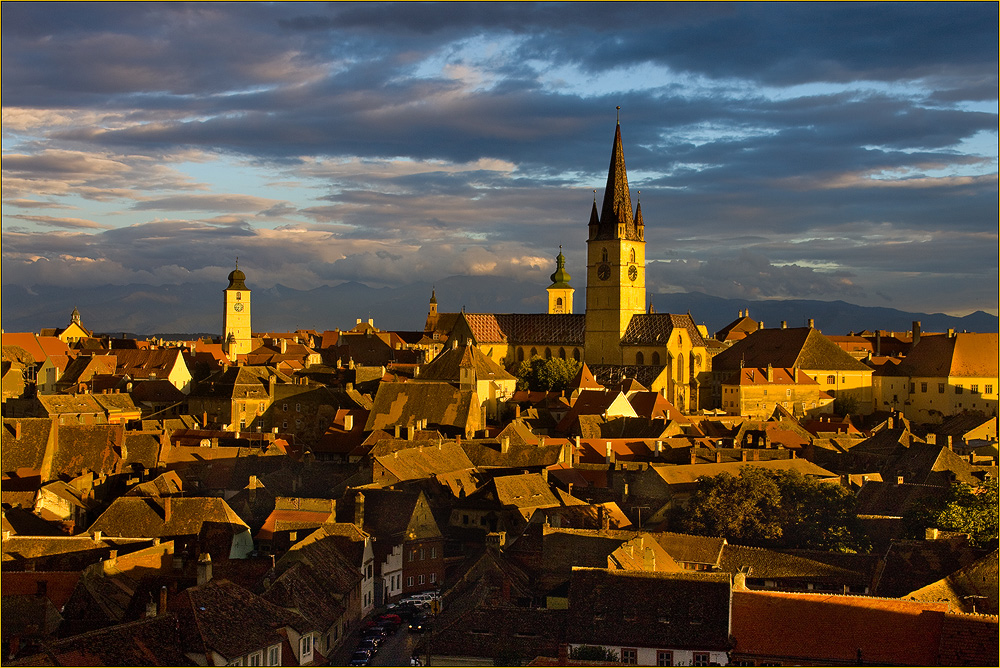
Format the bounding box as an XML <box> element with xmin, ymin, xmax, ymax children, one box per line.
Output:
<box><xmin>597</xmin><ymin>263</ymin><xmax>611</xmax><ymax>281</ymax></box>
<box><xmin>233</xmin><ymin>302</ymin><xmax>244</xmax><ymax>312</ymax></box>
<box><xmin>628</xmin><ymin>265</ymin><xmax>638</xmax><ymax>281</ymax></box>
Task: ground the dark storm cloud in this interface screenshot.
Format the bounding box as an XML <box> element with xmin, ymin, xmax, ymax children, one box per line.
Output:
<box><xmin>1</xmin><ymin>2</ymin><xmax>996</xmax><ymax>317</ymax></box>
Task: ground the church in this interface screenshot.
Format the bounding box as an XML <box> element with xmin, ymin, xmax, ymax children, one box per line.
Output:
<box><xmin>426</xmin><ymin>116</ymin><xmax>713</xmax><ymax>413</ymax></box>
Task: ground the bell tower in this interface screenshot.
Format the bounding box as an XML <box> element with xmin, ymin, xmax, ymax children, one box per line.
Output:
<box><xmin>223</xmin><ymin>261</ymin><xmax>252</xmax><ymax>360</ymax></box>
<box><xmin>584</xmin><ymin>111</ymin><xmax>646</xmax><ymax>364</ymax></box>
<box><xmin>546</xmin><ymin>247</ymin><xmax>574</xmax><ymax>314</ymax></box>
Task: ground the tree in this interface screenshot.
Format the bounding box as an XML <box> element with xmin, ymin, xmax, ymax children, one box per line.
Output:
<box><xmin>903</xmin><ymin>478</ymin><xmax>999</xmax><ymax>549</ymax></box>
<box><xmin>514</xmin><ymin>356</ymin><xmax>581</xmax><ymax>392</ymax></box>
<box><xmin>675</xmin><ymin>467</ymin><xmax>783</xmax><ymax>544</ymax></box>
<box><xmin>674</xmin><ymin>466</ymin><xmax>868</xmax><ymax>552</ymax></box>
<box><xmin>570</xmin><ymin>646</ymin><xmax>619</xmax><ymax>662</ymax></box>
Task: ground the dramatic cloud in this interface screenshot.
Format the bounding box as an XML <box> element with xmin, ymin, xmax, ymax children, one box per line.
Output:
<box><xmin>2</xmin><ymin>1</ymin><xmax>996</xmax><ymax>328</ymax></box>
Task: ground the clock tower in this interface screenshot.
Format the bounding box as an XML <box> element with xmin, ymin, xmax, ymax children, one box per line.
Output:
<box><xmin>223</xmin><ymin>262</ymin><xmax>252</xmax><ymax>360</ymax></box>
<box><xmin>584</xmin><ymin>114</ymin><xmax>646</xmax><ymax>365</ymax></box>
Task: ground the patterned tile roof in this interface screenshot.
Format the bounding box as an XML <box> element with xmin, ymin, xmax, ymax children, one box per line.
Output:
<box><xmin>621</xmin><ymin>312</ymin><xmax>706</xmax><ymax>346</ymax></box>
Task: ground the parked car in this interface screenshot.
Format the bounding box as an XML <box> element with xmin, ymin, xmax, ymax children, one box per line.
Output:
<box><xmin>375</xmin><ymin>620</ymin><xmax>398</xmax><ymax>636</ymax></box>
<box><xmin>391</xmin><ymin>603</ymin><xmax>420</xmax><ymax>620</ymax></box>
<box><xmin>350</xmin><ymin>650</ymin><xmax>372</xmax><ymax>666</ymax></box>
<box><xmin>410</xmin><ymin>656</ymin><xmax>423</xmax><ymax>666</ymax></box>
<box><xmin>379</xmin><ymin>613</ymin><xmax>403</xmax><ymax>625</ymax></box>
<box><xmin>358</xmin><ymin>636</ymin><xmax>381</xmax><ymax>653</ymax></box>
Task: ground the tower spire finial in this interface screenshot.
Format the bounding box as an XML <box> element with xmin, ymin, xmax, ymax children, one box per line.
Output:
<box><xmin>616</xmin><ymin>105</ymin><xmax>621</xmax><ymax>124</ymax></box>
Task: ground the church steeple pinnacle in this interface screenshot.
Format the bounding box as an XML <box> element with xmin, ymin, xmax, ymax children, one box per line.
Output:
<box><xmin>594</xmin><ymin>107</ymin><xmax>637</xmax><ymax>241</ymax></box>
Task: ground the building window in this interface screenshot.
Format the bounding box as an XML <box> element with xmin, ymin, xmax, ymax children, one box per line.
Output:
<box><xmin>300</xmin><ymin>634</ymin><xmax>312</xmax><ymax>660</ymax></box>
<box><xmin>939</xmin><ymin>383</ymin><xmax>946</xmax><ymax>393</ymax></box>
<box><xmin>419</xmin><ymin>574</ymin><xmax>425</xmax><ymax>585</ymax></box>
<box><xmin>827</xmin><ymin>375</ymin><xmax>836</xmax><ymax>384</ymax></box>
<box><xmin>986</xmin><ymin>384</ymin><xmax>994</xmax><ymax>394</ymax></box>
<box><xmin>430</xmin><ymin>572</ymin><xmax>437</xmax><ymax>583</ymax></box>
<box><xmin>921</xmin><ymin>382</ymin><xmax>928</xmax><ymax>393</ymax></box>
<box><xmin>556</xmin><ymin>298</ymin><xmax>562</xmax><ymax>306</ymax></box>
<box><xmin>419</xmin><ymin>548</ymin><xmax>425</xmax><ymax>560</ymax></box>
<box><xmin>956</xmin><ymin>384</ymin><xmax>963</xmax><ymax>394</ymax></box>
<box><xmin>282</xmin><ymin>421</ymin><xmax>287</xmax><ymax>429</ymax></box>
<box><xmin>227</xmin><ymin>659</ymin><xmax>244</xmax><ymax>667</ymax></box>
<box><xmin>652</xmin><ymin>351</ymin><xmax>661</xmax><ymax>366</ymax></box>
<box><xmin>295</xmin><ymin>403</ymin><xmax>301</xmax><ymax>412</ymax></box>
<box><xmin>693</xmin><ymin>653</ymin><xmax>710</xmax><ymax>666</ymax></box>
<box><xmin>971</xmin><ymin>384</ymin><xmax>979</xmax><ymax>394</ymax></box>
<box><xmin>236</xmin><ymin>292</ymin><xmax>241</xmax><ymax>300</ymax></box>
<box><xmin>282</xmin><ymin>403</ymin><xmax>288</xmax><ymax>411</ymax></box>
<box><xmin>266</xmin><ymin>644</ymin><xmax>281</xmax><ymax>666</ymax></box>
<box><xmin>602</xmin><ymin>248</ymin><xmax>608</xmax><ymax>263</ymax></box>
<box><xmin>431</xmin><ymin>547</ymin><xmax>437</xmax><ymax>559</ymax></box>
<box><xmin>656</xmin><ymin>651</ymin><xmax>673</xmax><ymax>666</ymax></box>
<box><xmin>409</xmin><ymin>550</ymin><xmax>414</xmax><ymax>562</ymax></box>
<box><xmin>407</xmin><ymin>576</ymin><xmax>414</xmax><ymax>587</ymax></box>
<box><xmin>621</xmin><ymin>648</ymin><xmax>637</xmax><ymax>665</ymax></box>
<box><xmin>636</xmin><ymin>351</ymin><xmax>645</xmax><ymax>365</ymax></box>
<box><xmin>909</xmin><ymin>382</ymin><xmax>915</xmax><ymax>393</ymax></box>
<box><xmin>248</xmin><ymin>651</ymin><xmax>263</xmax><ymax>666</ymax></box>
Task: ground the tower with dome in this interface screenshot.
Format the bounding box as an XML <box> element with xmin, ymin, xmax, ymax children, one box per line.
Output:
<box><xmin>222</xmin><ymin>262</ymin><xmax>252</xmax><ymax>359</ymax></box>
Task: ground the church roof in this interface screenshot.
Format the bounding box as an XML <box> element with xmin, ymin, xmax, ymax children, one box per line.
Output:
<box><xmin>620</xmin><ymin>313</ymin><xmax>706</xmax><ymax>346</ymax></box>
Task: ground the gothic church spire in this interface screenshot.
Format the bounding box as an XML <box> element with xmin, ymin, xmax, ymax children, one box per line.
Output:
<box><xmin>594</xmin><ymin>109</ymin><xmax>638</xmax><ymax>241</ymax></box>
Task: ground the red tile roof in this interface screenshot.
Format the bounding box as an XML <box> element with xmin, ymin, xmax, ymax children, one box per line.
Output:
<box><xmin>731</xmin><ymin>588</ymin><xmax>951</xmax><ymax>665</ymax></box>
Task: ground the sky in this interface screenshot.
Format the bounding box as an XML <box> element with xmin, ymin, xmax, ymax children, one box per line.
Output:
<box><xmin>2</xmin><ymin>1</ymin><xmax>998</xmax><ymax>322</ymax></box>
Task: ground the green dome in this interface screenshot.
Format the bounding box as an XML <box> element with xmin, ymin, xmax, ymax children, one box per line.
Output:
<box><xmin>548</xmin><ymin>250</ymin><xmax>572</xmax><ymax>288</ymax></box>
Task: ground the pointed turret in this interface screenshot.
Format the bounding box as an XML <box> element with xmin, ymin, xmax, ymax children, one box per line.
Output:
<box><xmin>587</xmin><ymin>192</ymin><xmax>600</xmax><ymax>240</ymax></box>
<box><xmin>595</xmin><ymin>115</ymin><xmax>637</xmax><ymax>240</ymax></box>
<box><xmin>635</xmin><ymin>198</ymin><xmax>645</xmax><ymax>241</ymax></box>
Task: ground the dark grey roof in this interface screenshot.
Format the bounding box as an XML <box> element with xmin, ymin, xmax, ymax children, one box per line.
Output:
<box><xmin>566</xmin><ymin>568</ymin><xmax>732</xmax><ymax>649</ymax></box>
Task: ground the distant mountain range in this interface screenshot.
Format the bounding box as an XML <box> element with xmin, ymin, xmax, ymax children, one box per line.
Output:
<box><xmin>2</xmin><ymin>277</ymin><xmax>996</xmax><ymax>340</ymax></box>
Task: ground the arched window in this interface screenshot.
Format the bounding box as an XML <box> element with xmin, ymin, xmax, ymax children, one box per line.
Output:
<box><xmin>236</xmin><ymin>292</ymin><xmax>241</xmax><ymax>301</ymax></box>
<box><xmin>559</xmin><ymin>348</ymin><xmax>566</xmax><ymax>359</ymax></box>
<box><xmin>636</xmin><ymin>351</ymin><xmax>645</xmax><ymax>365</ymax></box>
<box><xmin>517</xmin><ymin>348</ymin><xmax>524</xmax><ymax>362</ymax></box>
<box><xmin>630</xmin><ymin>249</ymin><xmax>636</xmax><ymax>263</ymax></box>
<box><xmin>573</xmin><ymin>349</ymin><xmax>581</xmax><ymax>362</ymax></box>
<box><xmin>556</xmin><ymin>298</ymin><xmax>563</xmax><ymax>306</ymax></box>
<box><xmin>601</xmin><ymin>248</ymin><xmax>609</xmax><ymax>263</ymax></box>
<box><xmin>544</xmin><ymin>347</ymin><xmax>552</xmax><ymax>359</ymax></box>
<box><xmin>530</xmin><ymin>347</ymin><xmax>537</xmax><ymax>358</ymax></box>
<box><xmin>652</xmin><ymin>351</ymin><xmax>661</xmax><ymax>366</ymax></box>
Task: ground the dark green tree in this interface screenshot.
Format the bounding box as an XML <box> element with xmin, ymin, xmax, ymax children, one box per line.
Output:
<box><xmin>514</xmin><ymin>355</ymin><xmax>581</xmax><ymax>392</ymax></box>
<box><xmin>674</xmin><ymin>466</ymin><xmax>867</xmax><ymax>551</ymax></box>
<box><xmin>903</xmin><ymin>478</ymin><xmax>998</xmax><ymax>549</ymax></box>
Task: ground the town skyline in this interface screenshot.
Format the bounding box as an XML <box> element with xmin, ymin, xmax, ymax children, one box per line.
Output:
<box><xmin>2</xmin><ymin>1</ymin><xmax>998</xmax><ymax>329</ymax></box>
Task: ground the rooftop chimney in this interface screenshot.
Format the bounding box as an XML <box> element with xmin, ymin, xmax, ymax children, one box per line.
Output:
<box><xmin>354</xmin><ymin>491</ymin><xmax>365</xmax><ymax>527</ymax></box>
<box><xmin>912</xmin><ymin>321</ymin><xmax>921</xmax><ymax>345</ymax></box>
<box><xmin>344</xmin><ymin>414</ymin><xmax>354</xmax><ymax>431</ymax></box>
<box><xmin>197</xmin><ymin>552</ymin><xmax>213</xmax><ymax>585</ymax></box>
<box><xmin>757</xmin><ymin>321</ymin><xmax>764</xmax><ymax>330</ymax></box>
<box><xmin>605</xmin><ymin>441</ymin><xmax>614</xmax><ymax>465</ymax></box>
<box><xmin>780</xmin><ymin>321</ymin><xmax>787</xmax><ymax>329</ymax></box>
<box><xmin>808</xmin><ymin>318</ymin><xmax>815</xmax><ymax>328</ymax></box>
<box><xmin>158</xmin><ymin>585</ymin><xmax>168</xmax><ymax>615</ymax></box>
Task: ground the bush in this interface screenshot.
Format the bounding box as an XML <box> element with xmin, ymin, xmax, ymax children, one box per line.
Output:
<box><xmin>569</xmin><ymin>645</ymin><xmax>619</xmax><ymax>662</ymax></box>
